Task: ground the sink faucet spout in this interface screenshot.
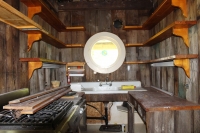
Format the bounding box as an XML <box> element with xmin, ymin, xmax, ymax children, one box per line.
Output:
<box><xmin>99</xmin><ymin>77</ymin><xmax>112</xmax><ymax>86</ymax></box>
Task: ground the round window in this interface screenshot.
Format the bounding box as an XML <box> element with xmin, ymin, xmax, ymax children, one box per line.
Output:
<box><xmin>84</xmin><ymin>32</ymin><xmax>126</xmax><ymax>74</ymax></box>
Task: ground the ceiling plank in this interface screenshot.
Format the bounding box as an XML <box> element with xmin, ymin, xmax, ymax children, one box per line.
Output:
<box><xmin>57</xmin><ymin>0</ymin><xmax>153</xmax><ymax>11</ymax></box>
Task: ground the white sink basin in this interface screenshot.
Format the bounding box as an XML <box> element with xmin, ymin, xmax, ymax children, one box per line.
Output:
<box><xmin>93</xmin><ymin>86</ymin><xmax>118</xmax><ymax>91</ymax></box>
<box><xmin>70</xmin><ymin>81</ymin><xmax>146</xmax><ymax>94</ymax></box>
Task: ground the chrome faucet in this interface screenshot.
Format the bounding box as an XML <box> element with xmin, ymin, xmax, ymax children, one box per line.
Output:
<box><xmin>105</xmin><ymin>77</ymin><xmax>109</xmax><ymax>83</ymax></box>
<box><xmin>99</xmin><ymin>77</ymin><xmax>112</xmax><ymax>86</ymax></box>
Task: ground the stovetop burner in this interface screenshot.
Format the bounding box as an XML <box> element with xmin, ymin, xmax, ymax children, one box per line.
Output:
<box><xmin>0</xmin><ymin>99</ymin><xmax>73</xmax><ymax>130</ymax></box>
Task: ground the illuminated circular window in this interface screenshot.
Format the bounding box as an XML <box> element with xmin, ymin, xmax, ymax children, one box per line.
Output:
<box><xmin>84</xmin><ymin>32</ymin><xmax>126</xmax><ymax>74</ymax></box>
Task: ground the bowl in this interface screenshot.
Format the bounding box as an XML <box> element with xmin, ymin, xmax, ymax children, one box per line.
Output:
<box><xmin>51</xmin><ymin>80</ymin><xmax>60</xmax><ymax>88</ymax></box>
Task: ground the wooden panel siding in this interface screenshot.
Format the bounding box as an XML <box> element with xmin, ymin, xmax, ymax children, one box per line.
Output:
<box><xmin>0</xmin><ymin>0</ymin><xmax>199</xmax><ymax>132</ymax></box>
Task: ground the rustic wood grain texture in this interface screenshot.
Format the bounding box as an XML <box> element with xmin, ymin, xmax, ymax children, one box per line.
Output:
<box><xmin>0</xmin><ymin>0</ymin><xmax>199</xmax><ymax>132</ymax></box>
<box><xmin>146</xmin><ymin>111</ymin><xmax>163</xmax><ymax>133</ymax></box>
<box><xmin>146</xmin><ymin>111</ymin><xmax>174</xmax><ymax>133</ymax></box>
<box><xmin>125</xmin><ymin>10</ymin><xmax>139</xmax><ymax>26</ymax></box>
<box><xmin>197</xmin><ymin>0</ymin><xmax>200</xmax><ymax>105</ymax></box>
<box><xmin>0</xmin><ymin>22</ymin><xmax>6</xmax><ymax>93</ymax></box>
<box><xmin>129</xmin><ymin>87</ymin><xmax>200</xmax><ymax>112</ymax></box>
<box><xmin>125</xmin><ymin>10</ymin><xmax>139</xmax><ymax>81</ymax></box>
<box><xmin>185</xmin><ymin>0</ymin><xmax>199</xmax><ymax>103</ymax></box>
<box><xmin>194</xmin><ymin>110</ymin><xmax>200</xmax><ymax>133</ymax></box>
<box><xmin>85</xmin><ymin>94</ymin><xmax>127</xmax><ymax>102</ymax></box>
<box><xmin>127</xmin><ymin>102</ymin><xmax>134</xmax><ymax>133</ymax></box>
<box><xmin>19</xmin><ymin>2</ymin><xmax>29</xmax><ymax>89</ymax></box>
<box><xmin>175</xmin><ymin>110</ymin><xmax>193</xmax><ymax>133</ymax></box>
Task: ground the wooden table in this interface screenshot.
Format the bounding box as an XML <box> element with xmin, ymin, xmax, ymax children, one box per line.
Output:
<box><xmin>128</xmin><ymin>87</ymin><xmax>200</xmax><ymax>133</ymax></box>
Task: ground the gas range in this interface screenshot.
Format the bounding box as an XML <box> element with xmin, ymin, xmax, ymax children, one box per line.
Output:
<box><xmin>0</xmin><ymin>97</ymin><xmax>85</xmax><ymax>133</ymax></box>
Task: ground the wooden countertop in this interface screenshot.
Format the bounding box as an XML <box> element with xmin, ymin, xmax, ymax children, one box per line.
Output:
<box><xmin>128</xmin><ymin>87</ymin><xmax>200</xmax><ymax>112</ymax></box>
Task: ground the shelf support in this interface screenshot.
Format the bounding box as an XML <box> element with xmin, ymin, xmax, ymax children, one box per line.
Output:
<box><xmin>28</xmin><ymin>62</ymin><xmax>43</xmax><ymax>79</ymax></box>
<box><xmin>172</xmin><ymin>0</ymin><xmax>187</xmax><ymax>17</ymax></box>
<box><xmin>28</xmin><ymin>6</ymin><xmax>41</xmax><ymax>18</ymax></box>
<box><xmin>173</xmin><ymin>59</ymin><xmax>190</xmax><ymax>78</ymax></box>
<box><xmin>27</xmin><ymin>33</ymin><xmax>42</xmax><ymax>51</ymax></box>
<box><xmin>173</xmin><ymin>28</ymin><xmax>189</xmax><ymax>47</ymax></box>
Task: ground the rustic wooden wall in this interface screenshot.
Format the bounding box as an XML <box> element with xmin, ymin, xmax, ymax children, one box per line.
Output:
<box><xmin>58</xmin><ymin>9</ymin><xmax>150</xmax><ymax>124</ymax></box>
<box><xmin>0</xmin><ymin>0</ymin><xmax>28</xmax><ymax>94</ymax></box>
<box><xmin>1</xmin><ymin>0</ymin><xmax>200</xmax><ymax>130</ymax></box>
<box><xmin>0</xmin><ymin>0</ymin><xmax>67</xmax><ymax>95</ymax></box>
<box><xmin>19</xmin><ymin>2</ymin><xmax>67</xmax><ymax>94</ymax></box>
<box><xmin>150</xmin><ymin>0</ymin><xmax>199</xmax><ymax>101</ymax></box>
<box><xmin>149</xmin><ymin>0</ymin><xmax>200</xmax><ymax>132</ymax></box>
<box><xmin>58</xmin><ymin>10</ymin><xmax>150</xmax><ymax>85</ymax></box>
<box><xmin>0</xmin><ymin>1</ymin><xmax>150</xmax><ymax>94</ymax></box>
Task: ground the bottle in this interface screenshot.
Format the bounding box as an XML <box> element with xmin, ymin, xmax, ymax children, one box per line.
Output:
<box><xmin>67</xmin><ymin>75</ymin><xmax>71</xmax><ymax>84</ymax></box>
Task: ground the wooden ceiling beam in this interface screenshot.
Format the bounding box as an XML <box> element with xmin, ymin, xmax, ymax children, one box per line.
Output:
<box><xmin>57</xmin><ymin>0</ymin><xmax>153</xmax><ymax>11</ymax></box>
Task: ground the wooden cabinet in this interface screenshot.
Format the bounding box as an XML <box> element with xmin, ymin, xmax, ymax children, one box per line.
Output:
<box><xmin>66</xmin><ymin>62</ymin><xmax>85</xmax><ymax>77</ymax></box>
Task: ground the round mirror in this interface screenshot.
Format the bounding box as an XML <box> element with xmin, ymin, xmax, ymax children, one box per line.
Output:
<box><xmin>84</xmin><ymin>32</ymin><xmax>126</xmax><ymax>74</ymax></box>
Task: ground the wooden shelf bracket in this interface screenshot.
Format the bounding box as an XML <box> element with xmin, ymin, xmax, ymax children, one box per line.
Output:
<box><xmin>173</xmin><ymin>59</ymin><xmax>190</xmax><ymax>78</ymax></box>
<box><xmin>172</xmin><ymin>0</ymin><xmax>187</xmax><ymax>17</ymax></box>
<box><xmin>20</xmin><ymin>58</ymin><xmax>67</xmax><ymax>79</ymax></box>
<box><xmin>27</xmin><ymin>33</ymin><xmax>42</xmax><ymax>51</ymax></box>
<box><xmin>28</xmin><ymin>62</ymin><xmax>42</xmax><ymax>79</ymax></box>
<box><xmin>28</xmin><ymin>6</ymin><xmax>41</xmax><ymax>19</ymax></box>
<box><xmin>173</xmin><ymin>28</ymin><xmax>189</xmax><ymax>47</ymax></box>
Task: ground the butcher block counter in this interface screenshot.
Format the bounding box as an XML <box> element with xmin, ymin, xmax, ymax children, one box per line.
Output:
<box><xmin>128</xmin><ymin>87</ymin><xmax>200</xmax><ymax>133</ymax></box>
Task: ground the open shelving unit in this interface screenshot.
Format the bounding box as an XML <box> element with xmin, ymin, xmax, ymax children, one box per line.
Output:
<box><xmin>22</xmin><ymin>30</ymin><xmax>67</xmax><ymax>51</ymax></box>
<box><xmin>66</xmin><ymin>62</ymin><xmax>85</xmax><ymax>77</ymax></box>
<box><xmin>124</xmin><ymin>54</ymin><xmax>198</xmax><ymax>78</ymax></box>
<box><xmin>125</xmin><ymin>21</ymin><xmax>197</xmax><ymax>47</ymax></box>
<box><xmin>20</xmin><ymin>58</ymin><xmax>67</xmax><ymax>79</ymax></box>
<box><xmin>123</xmin><ymin>0</ymin><xmax>187</xmax><ymax>30</ymax></box>
<box><xmin>20</xmin><ymin>0</ymin><xmax>85</xmax><ymax>32</ymax></box>
<box><xmin>0</xmin><ymin>0</ymin><xmax>85</xmax><ymax>51</ymax></box>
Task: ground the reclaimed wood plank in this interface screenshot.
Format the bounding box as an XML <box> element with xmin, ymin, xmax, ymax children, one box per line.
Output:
<box><xmin>4</xmin><ymin>88</ymin><xmax>68</xmax><ymax>110</ymax></box>
<box><xmin>125</xmin><ymin>54</ymin><xmax>198</xmax><ymax>64</ymax></box>
<box><xmin>129</xmin><ymin>87</ymin><xmax>200</xmax><ymax>112</ymax></box>
<box><xmin>0</xmin><ymin>0</ymin><xmax>42</xmax><ymax>29</ymax></box>
<box><xmin>146</xmin><ymin>111</ymin><xmax>174</xmax><ymax>133</ymax></box>
<box><xmin>9</xmin><ymin>85</ymin><xmax>70</xmax><ymax>104</ymax></box>
<box><xmin>175</xmin><ymin>110</ymin><xmax>193</xmax><ymax>133</ymax></box>
<box><xmin>123</xmin><ymin>0</ymin><xmax>187</xmax><ymax>30</ymax></box>
<box><xmin>20</xmin><ymin>89</ymin><xmax>71</xmax><ymax>114</ymax></box>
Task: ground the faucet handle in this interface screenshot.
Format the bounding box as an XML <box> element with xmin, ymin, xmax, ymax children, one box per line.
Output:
<box><xmin>109</xmin><ymin>80</ymin><xmax>112</xmax><ymax>86</ymax></box>
<box><xmin>99</xmin><ymin>82</ymin><xmax>102</xmax><ymax>86</ymax></box>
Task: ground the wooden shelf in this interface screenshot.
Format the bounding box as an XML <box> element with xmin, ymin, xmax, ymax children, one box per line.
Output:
<box><xmin>124</xmin><ymin>54</ymin><xmax>198</xmax><ymax>78</ymax></box>
<box><xmin>20</xmin><ymin>58</ymin><xmax>67</xmax><ymax>79</ymax></box>
<box><xmin>20</xmin><ymin>0</ymin><xmax>85</xmax><ymax>31</ymax></box>
<box><xmin>0</xmin><ymin>0</ymin><xmax>42</xmax><ymax>30</ymax></box>
<box><xmin>66</xmin><ymin>62</ymin><xmax>85</xmax><ymax>77</ymax></box>
<box><xmin>125</xmin><ymin>21</ymin><xmax>197</xmax><ymax>47</ymax></box>
<box><xmin>0</xmin><ymin>1</ymin><xmax>84</xmax><ymax>51</ymax></box>
<box><xmin>123</xmin><ymin>0</ymin><xmax>187</xmax><ymax>30</ymax></box>
<box><xmin>22</xmin><ymin>30</ymin><xmax>67</xmax><ymax>51</ymax></box>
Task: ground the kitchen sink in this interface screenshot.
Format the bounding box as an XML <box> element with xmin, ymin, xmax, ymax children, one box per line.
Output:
<box><xmin>70</xmin><ymin>81</ymin><xmax>147</xmax><ymax>94</ymax></box>
<box><xmin>93</xmin><ymin>86</ymin><xmax>118</xmax><ymax>91</ymax></box>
